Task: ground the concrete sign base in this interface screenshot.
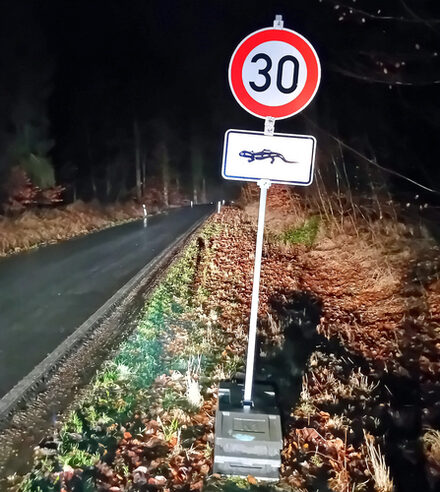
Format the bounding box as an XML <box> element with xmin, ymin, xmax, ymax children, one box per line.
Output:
<box><xmin>213</xmin><ymin>382</ymin><xmax>283</xmax><ymax>481</ymax></box>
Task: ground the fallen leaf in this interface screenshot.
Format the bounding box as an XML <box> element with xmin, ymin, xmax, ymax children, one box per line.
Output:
<box><xmin>190</xmin><ymin>479</ymin><xmax>204</xmax><ymax>490</ymax></box>
<box><xmin>247</xmin><ymin>475</ymin><xmax>257</xmax><ymax>485</ymax></box>
<box><xmin>152</xmin><ymin>475</ymin><xmax>167</xmax><ymax>486</ymax></box>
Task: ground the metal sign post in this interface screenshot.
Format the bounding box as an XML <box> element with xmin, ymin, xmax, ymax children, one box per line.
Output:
<box><xmin>243</xmin><ymin>116</ymin><xmax>276</xmax><ymax>405</ymax></box>
<box><xmin>214</xmin><ymin>15</ymin><xmax>320</xmax><ymax>481</ymax></box>
<box><xmin>243</xmin><ymin>178</ymin><xmax>271</xmax><ymax>405</ymax></box>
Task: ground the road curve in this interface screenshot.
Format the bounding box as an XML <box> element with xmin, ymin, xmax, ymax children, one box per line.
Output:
<box><xmin>0</xmin><ymin>205</ymin><xmax>212</xmax><ymax>397</ymax></box>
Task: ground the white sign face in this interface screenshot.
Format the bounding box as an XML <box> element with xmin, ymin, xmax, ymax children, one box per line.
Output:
<box><xmin>242</xmin><ymin>41</ymin><xmax>308</xmax><ymax>107</ymax></box>
<box><xmin>222</xmin><ymin>129</ymin><xmax>316</xmax><ymax>186</ymax></box>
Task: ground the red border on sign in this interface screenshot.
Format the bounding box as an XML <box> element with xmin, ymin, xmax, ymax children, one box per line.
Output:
<box><xmin>229</xmin><ymin>28</ymin><xmax>321</xmax><ymax>119</ymax></box>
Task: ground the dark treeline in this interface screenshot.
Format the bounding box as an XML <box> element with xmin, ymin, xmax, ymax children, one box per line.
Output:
<box><xmin>0</xmin><ymin>0</ymin><xmax>439</xmax><ymax>212</ymax></box>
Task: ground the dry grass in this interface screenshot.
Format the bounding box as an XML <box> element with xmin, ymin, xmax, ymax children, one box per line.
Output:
<box><xmin>0</xmin><ymin>200</ymin><xmax>144</xmax><ymax>256</ymax></box>
<box><xmin>226</xmin><ymin>190</ymin><xmax>438</xmax><ymax>489</ymax></box>
<box><xmin>243</xmin><ymin>184</ymin><xmax>309</xmax><ymax>235</ymax></box>
<box><xmin>348</xmin><ymin>369</ymin><xmax>379</xmax><ymax>394</ymax></box>
<box><xmin>284</xmin><ymin>214</ymin><xmax>414</xmax><ymax>365</ymax></box>
<box><xmin>184</xmin><ymin>355</ymin><xmax>203</xmax><ymax>410</ymax></box>
<box><xmin>364</xmin><ymin>432</ymin><xmax>394</xmax><ymax>492</ymax></box>
<box><xmin>423</xmin><ymin>429</ymin><xmax>440</xmax><ymax>464</ymax></box>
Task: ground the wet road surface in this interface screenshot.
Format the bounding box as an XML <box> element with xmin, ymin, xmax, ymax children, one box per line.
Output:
<box><xmin>0</xmin><ymin>205</ymin><xmax>212</xmax><ymax>397</ymax></box>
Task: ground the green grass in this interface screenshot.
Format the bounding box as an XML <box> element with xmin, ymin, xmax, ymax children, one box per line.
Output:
<box><xmin>280</xmin><ymin>216</ymin><xmax>320</xmax><ymax>247</ymax></box>
<box><xmin>159</xmin><ymin>416</ymin><xmax>180</xmax><ymax>441</ymax></box>
<box><xmin>59</xmin><ymin>447</ymin><xmax>100</xmax><ymax>468</ymax></box>
<box><xmin>64</xmin><ymin>411</ymin><xmax>83</xmax><ymax>434</ymax></box>
<box><xmin>162</xmin><ymin>388</ymin><xmax>184</xmax><ymax>410</ymax></box>
<box><xmin>18</xmin><ymin>238</ymin><xmax>202</xmax><ymax>490</ymax></box>
<box><xmin>17</xmin><ymin>222</ymin><xmax>227</xmax><ymax>491</ymax></box>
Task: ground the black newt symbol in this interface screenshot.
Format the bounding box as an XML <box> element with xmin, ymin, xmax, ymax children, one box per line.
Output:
<box><xmin>239</xmin><ymin>149</ymin><xmax>297</xmax><ymax>164</ymax></box>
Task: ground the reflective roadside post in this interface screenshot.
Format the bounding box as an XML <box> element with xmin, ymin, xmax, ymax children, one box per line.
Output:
<box><xmin>142</xmin><ymin>204</ymin><xmax>147</xmax><ymax>227</ymax></box>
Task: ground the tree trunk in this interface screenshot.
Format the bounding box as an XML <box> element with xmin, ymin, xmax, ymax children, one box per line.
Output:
<box><xmin>163</xmin><ymin>166</ymin><xmax>169</xmax><ymax>208</ymax></box>
<box><xmin>193</xmin><ymin>186</ymin><xmax>198</xmax><ymax>204</ymax></box>
<box><xmin>106</xmin><ymin>167</ymin><xmax>111</xmax><ymax>199</ymax></box>
<box><xmin>84</xmin><ymin>124</ymin><xmax>97</xmax><ymax>198</ymax></box>
<box><xmin>161</xmin><ymin>143</ymin><xmax>169</xmax><ymax>208</ymax></box>
<box><xmin>190</xmin><ymin>137</ymin><xmax>203</xmax><ymax>206</ymax></box>
<box><xmin>133</xmin><ymin>118</ymin><xmax>142</xmax><ymax>201</ymax></box>
<box><xmin>141</xmin><ymin>155</ymin><xmax>147</xmax><ymax>195</ymax></box>
<box><xmin>91</xmin><ymin>174</ymin><xmax>97</xmax><ymax>198</ymax></box>
<box><xmin>202</xmin><ymin>177</ymin><xmax>207</xmax><ymax>203</ymax></box>
<box><xmin>176</xmin><ymin>176</ymin><xmax>180</xmax><ymax>193</ymax></box>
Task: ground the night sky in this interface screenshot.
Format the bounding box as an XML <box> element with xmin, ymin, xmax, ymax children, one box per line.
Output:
<box><xmin>1</xmin><ymin>0</ymin><xmax>439</xmax><ymax>203</ymax></box>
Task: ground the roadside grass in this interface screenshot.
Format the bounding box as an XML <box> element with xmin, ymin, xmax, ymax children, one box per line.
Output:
<box><xmin>12</xmin><ymin>231</ymin><xmax>203</xmax><ymax>490</ymax></box>
<box><xmin>11</xmin><ymin>220</ymin><xmax>232</xmax><ymax>491</ymax></box>
<box><xmin>423</xmin><ymin>429</ymin><xmax>440</xmax><ymax>466</ymax></box>
<box><xmin>0</xmin><ymin>200</ymin><xmax>144</xmax><ymax>256</ymax></box>
<box><xmin>240</xmin><ymin>187</ymin><xmax>438</xmax><ymax>490</ymax></box>
<box><xmin>364</xmin><ymin>432</ymin><xmax>394</xmax><ymax>492</ymax></box>
<box><xmin>280</xmin><ymin>215</ymin><xmax>320</xmax><ymax>247</ymax></box>
<box><xmin>0</xmin><ymin>180</ymin><xmax>193</xmax><ymax>257</ymax></box>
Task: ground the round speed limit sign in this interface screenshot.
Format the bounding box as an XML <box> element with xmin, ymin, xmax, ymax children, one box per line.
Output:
<box><xmin>229</xmin><ymin>27</ymin><xmax>321</xmax><ymax>119</ymax></box>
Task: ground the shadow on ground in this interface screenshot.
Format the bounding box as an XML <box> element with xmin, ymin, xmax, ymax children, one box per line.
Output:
<box><xmin>256</xmin><ymin>290</ymin><xmax>334</xmax><ymax>491</ymax></box>
<box><xmin>255</xmin><ymin>291</ymin><xmax>323</xmax><ymax>427</ymax></box>
<box><xmin>251</xmin><ymin>285</ymin><xmax>438</xmax><ymax>492</ymax></box>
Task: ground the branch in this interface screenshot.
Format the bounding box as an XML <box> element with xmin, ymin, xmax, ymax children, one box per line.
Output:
<box><xmin>323</xmin><ymin>0</ymin><xmax>440</xmax><ymax>24</ymax></box>
<box><xmin>357</xmin><ymin>50</ymin><xmax>439</xmax><ymax>63</ymax></box>
<box><xmin>302</xmin><ymin>116</ymin><xmax>440</xmax><ymax>194</ymax></box>
<box><xmin>330</xmin><ymin>64</ymin><xmax>440</xmax><ymax>87</ymax></box>
<box><xmin>399</xmin><ymin>0</ymin><xmax>440</xmax><ymax>33</ymax></box>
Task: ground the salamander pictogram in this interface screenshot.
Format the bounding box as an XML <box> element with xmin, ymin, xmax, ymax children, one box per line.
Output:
<box><xmin>239</xmin><ymin>149</ymin><xmax>297</xmax><ymax>164</ymax></box>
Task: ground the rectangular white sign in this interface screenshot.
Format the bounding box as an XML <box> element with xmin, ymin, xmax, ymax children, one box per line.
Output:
<box><xmin>222</xmin><ymin>129</ymin><xmax>316</xmax><ymax>186</ymax></box>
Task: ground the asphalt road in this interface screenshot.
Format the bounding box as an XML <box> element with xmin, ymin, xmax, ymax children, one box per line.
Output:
<box><xmin>0</xmin><ymin>205</ymin><xmax>212</xmax><ymax>398</ymax></box>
